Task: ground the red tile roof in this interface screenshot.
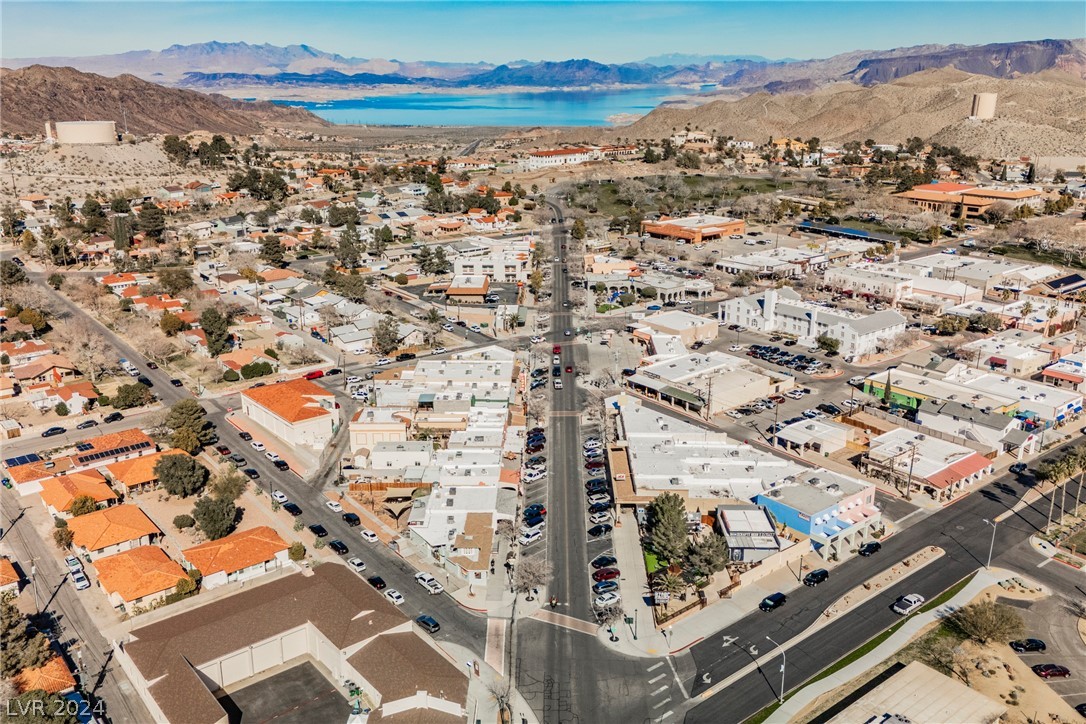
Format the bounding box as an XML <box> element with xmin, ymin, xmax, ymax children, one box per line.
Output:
<box><xmin>241</xmin><ymin>377</ymin><xmax>334</xmax><ymax>423</ymax></box>
<box><xmin>68</xmin><ymin>505</ymin><xmax>160</xmax><ymax>551</ymax></box>
<box><xmin>95</xmin><ymin>546</ymin><xmax>186</xmax><ymax>603</ymax></box>
<box><xmin>182</xmin><ymin>526</ymin><xmax>289</xmax><ymax>576</ymax></box>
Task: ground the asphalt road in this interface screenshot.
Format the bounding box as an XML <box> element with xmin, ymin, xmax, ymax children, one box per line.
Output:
<box><xmin>683</xmin><ymin>446</ymin><xmax>1086</xmax><ymax>723</ymax></box>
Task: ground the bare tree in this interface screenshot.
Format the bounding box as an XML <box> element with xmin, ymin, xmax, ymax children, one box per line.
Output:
<box><xmin>945</xmin><ymin>600</ymin><xmax>1024</xmax><ymax>644</ymax></box>
<box><xmin>596</xmin><ymin>604</ymin><xmax>625</xmax><ymax>641</ymax></box>
<box><xmin>512</xmin><ymin>557</ymin><xmax>553</xmax><ymax>601</ymax></box>
<box><xmin>495</xmin><ymin>519</ymin><xmax>517</xmax><ymax>547</ymax></box>
<box><xmin>916</xmin><ymin>635</ymin><xmax>970</xmax><ymax>684</ymax></box>
<box><xmin>51</xmin><ymin>319</ymin><xmax>115</xmax><ymax>382</ymax></box>
<box><xmin>485</xmin><ymin>677</ymin><xmax>514</xmax><ymax>723</ymax></box>
<box><xmin>135</xmin><ymin>331</ymin><xmax>181</xmax><ymax>365</ymax></box>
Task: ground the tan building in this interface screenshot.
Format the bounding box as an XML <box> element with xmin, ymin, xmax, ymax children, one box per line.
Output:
<box><xmin>641</xmin><ymin>214</ymin><xmax>745</xmax><ymax>244</ymax></box>
<box><xmin>348</xmin><ymin>407</ymin><xmax>411</xmax><ymax>453</ymax></box>
<box><xmin>444</xmin><ymin>274</ymin><xmax>490</xmax><ymax>303</ymax></box>
<box><xmin>895</xmin><ymin>182</ymin><xmax>1044</xmax><ymax>219</ymax></box>
<box><xmin>639</xmin><ymin>310</ymin><xmax>719</xmax><ymax>347</ymax></box>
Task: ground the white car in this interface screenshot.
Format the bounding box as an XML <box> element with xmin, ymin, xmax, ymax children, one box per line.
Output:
<box><xmin>352</xmin><ymin>391</ymin><xmax>369</xmax><ymax>401</ymax></box>
<box><xmin>347</xmin><ymin>557</ymin><xmax>367</xmax><ymax>573</ymax></box>
<box><xmin>375</xmin><ymin>358</ymin><xmax>391</xmax><ymax>366</ymax></box>
<box><xmin>848</xmin><ymin>376</ymin><xmax>866</xmax><ymax>386</ymax></box>
<box><xmin>593</xmin><ymin>592</ymin><xmax>621</xmax><ymax>608</ymax></box>
<box><xmin>518</xmin><ymin>530</ymin><xmax>542</xmax><ymax>546</ymax></box>
<box><xmin>470</xmin><ymin>325</ymin><xmax>483</xmax><ymax>333</ymax></box>
<box><xmin>64</xmin><ymin>555</ymin><xmax>83</xmax><ymax>575</ymax></box>
<box><xmin>552</xmin><ymin>355</ymin><xmax>561</xmax><ymax>365</ymax></box>
<box><xmin>891</xmin><ymin>593</ymin><xmax>925</xmax><ymax>615</ymax></box>
<box><xmin>265</xmin><ymin>451</ymin><xmax>280</xmax><ymax>462</ymax></box>
<box><xmin>589</xmin><ymin>511</ymin><xmax>611</xmax><ymax>525</ymax></box>
<box><xmin>346</xmin><ymin>375</ymin><xmax>362</xmax><ymax>385</ymax></box>
<box><xmin>583</xmin><ymin>440</ymin><xmax>603</xmax><ymax>450</ymax></box>
<box><xmin>587</xmin><ymin>493</ymin><xmax>612</xmax><ymax>506</ymax></box>
<box><xmin>71</xmin><ymin>570</ymin><xmax>91</xmax><ymax>591</ymax></box>
<box><xmin>840</xmin><ymin>399</ymin><xmax>857</xmax><ymax>409</ymax></box>
<box><xmin>385</xmin><ymin>589</ymin><xmax>405</xmax><ymax>606</ymax></box>
<box><xmin>432</xmin><ymin>347</ymin><xmax>447</xmax><ymax>355</ymax></box>
<box><xmin>271</xmin><ymin>490</ymin><xmax>288</xmax><ymax>504</ymax></box>
<box><xmin>726</xmin><ymin>410</ymin><xmax>742</xmax><ymax>419</ymax></box>
<box><xmin>729</xmin><ymin>344</ymin><xmax>744</xmax><ymax>351</ymax></box>
<box><xmin>802</xmin><ymin>409</ymin><xmax>819</xmax><ymax>419</ymax></box>
<box><xmin>360</xmin><ymin>529</ymin><xmax>379</xmax><ymax>543</ymax></box>
<box><xmin>250</xmin><ymin>441</ymin><xmax>266</xmax><ymax>452</ymax></box>
<box><xmin>520</xmin><ymin>521</ymin><xmax>546</xmax><ymax>536</ymax></box>
<box><xmin>442</xmin><ymin>323</ymin><xmax>455</xmax><ymax>332</ymax></box>
<box><xmin>414</xmin><ymin>572</ymin><xmax>445</xmax><ymax>594</ymax></box>
<box><xmin>530</xmin><ymin>335</ymin><xmax>545</xmax><ymax>343</ymax></box>
<box><xmin>553</xmin><ymin>379</ymin><xmax>563</xmax><ymax>390</ymax></box>
<box><xmin>786</xmin><ymin>390</ymin><xmax>805</xmax><ymax>400</ymax></box>
<box><xmin>326</xmin><ymin>501</ymin><xmax>343</xmax><ymax>513</ymax></box>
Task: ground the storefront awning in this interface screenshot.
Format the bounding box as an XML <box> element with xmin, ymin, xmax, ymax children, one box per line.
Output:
<box><xmin>989</xmin><ymin>357</ymin><xmax>1007</xmax><ymax>366</ymax></box>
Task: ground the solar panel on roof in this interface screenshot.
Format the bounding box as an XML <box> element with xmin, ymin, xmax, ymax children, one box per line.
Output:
<box><xmin>75</xmin><ymin>443</ymin><xmax>93</xmax><ymax>452</ymax></box>
<box><xmin>4</xmin><ymin>453</ymin><xmax>42</xmax><ymax>467</ymax></box>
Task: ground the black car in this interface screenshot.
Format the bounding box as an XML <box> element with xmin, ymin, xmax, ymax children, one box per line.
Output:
<box><xmin>41</xmin><ymin>427</ymin><xmax>66</xmax><ymax>437</ymax></box>
<box><xmin>326</xmin><ymin>368</ymin><xmax>342</xmax><ymax>376</ymax></box>
<box><xmin>803</xmin><ymin>569</ymin><xmax>829</xmax><ymax>587</ymax></box>
<box><xmin>587</xmin><ymin>502</ymin><xmax>610</xmax><ymax>515</ymax></box>
<box><xmin>524</xmin><ymin>504</ymin><xmax>547</xmax><ymax>517</ymax></box>
<box><xmin>1010</xmin><ymin>463</ymin><xmax>1028</xmax><ymax>475</ymax></box>
<box><xmin>759</xmin><ymin>592</ymin><xmax>787</xmax><ymax>612</ymax></box>
<box><xmin>528</xmin><ymin>427</ymin><xmax>545</xmax><ymax>435</ymax></box>
<box><xmin>416</xmin><ymin>615</ymin><xmax>440</xmax><ymax>634</ymax></box>
<box><xmin>395</xmin><ymin>353</ymin><xmax>416</xmax><ymax>361</ymax></box>
<box><xmin>170</xmin><ymin>379</ymin><xmax>184</xmax><ymax>387</ymax></box>
<box><xmin>1010</xmin><ymin>638</ymin><xmax>1047</xmax><ymax>653</ymax></box>
<box><xmin>552</xmin><ymin>366</ymin><xmax>561</xmax><ymax>377</ymax></box>
<box><xmin>136</xmin><ymin>376</ymin><xmax>153</xmax><ymax>388</ymax></box>
<box><xmin>367</xmin><ymin>576</ymin><xmax>387</xmax><ymax>590</ymax></box>
<box><xmin>621</xmin><ymin>368</ymin><xmax>637</xmax><ymax>377</ymax></box>
<box><xmin>588</xmin><ymin>524</ymin><xmax>613</xmax><ymax>538</ymax></box>
<box><xmin>328</xmin><ymin>540</ymin><xmax>349</xmax><ymax>555</ymax></box>
<box><xmin>858</xmin><ymin>541</ymin><xmax>882</xmax><ymax>557</ymax></box>
<box><xmin>282</xmin><ymin>502</ymin><xmax>303</xmax><ymax>516</ymax></box>
<box><xmin>591</xmin><ymin>555</ymin><xmax>617</xmax><ymax>569</ymax></box>
<box><xmin>103</xmin><ymin>411</ymin><xmax>124</xmax><ymax>423</ymax></box>
<box><xmin>239</xmin><ymin>431</ymin><xmax>253</xmax><ymax>441</ymax></box>
<box><xmin>273</xmin><ymin>460</ymin><xmax>290</xmax><ymax>471</ymax></box>
<box><xmin>242</xmin><ymin>468</ymin><xmax>260</xmax><ymax>479</ymax></box>
<box><xmin>342</xmin><ymin>513</ymin><xmax>361</xmax><ymax>526</ymax></box>
<box><xmin>817</xmin><ymin>403</ymin><xmax>843</xmax><ymax>416</ymax></box>
<box><xmin>531</xmin><ymin>369</ymin><xmax>546</xmax><ymax>378</ymax></box>
<box><xmin>585</xmin><ymin>477</ymin><xmax>606</xmax><ymax>487</ymax></box>
<box><xmin>11</xmin><ymin>257</ymin><xmax>24</xmax><ymax>266</ymax></box>
<box><xmin>76</xmin><ymin>420</ymin><xmax>99</xmax><ymax>430</ymax></box>
<box><xmin>308</xmin><ymin>524</ymin><xmax>328</xmax><ymax>538</ymax></box>
<box><xmin>146</xmin><ymin>361</ymin><xmax>159</xmax><ymax>370</ymax></box>
<box><xmin>530</xmin><ymin>380</ymin><xmax>545</xmax><ymax>390</ymax></box>
<box><xmin>523</xmin><ymin>514</ymin><xmax>545</xmax><ymax>529</ymax></box>
<box><xmin>527</xmin><ymin>436</ymin><xmax>546</xmax><ymax>446</ymax></box>
<box><xmin>527</xmin><ymin>456</ymin><xmax>547</xmax><ymax>466</ymax></box>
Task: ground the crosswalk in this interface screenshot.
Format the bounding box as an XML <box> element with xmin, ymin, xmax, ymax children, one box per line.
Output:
<box><xmin>645</xmin><ymin>661</ymin><xmax>677</xmax><ymax>722</ymax></box>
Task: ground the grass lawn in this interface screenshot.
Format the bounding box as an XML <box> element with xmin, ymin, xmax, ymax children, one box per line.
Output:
<box><xmin>991</xmin><ymin>244</ymin><xmax>1086</xmax><ymax>271</ymax></box>
<box><xmin>644</xmin><ymin>550</ymin><xmax>661</xmax><ymax>575</ymax></box>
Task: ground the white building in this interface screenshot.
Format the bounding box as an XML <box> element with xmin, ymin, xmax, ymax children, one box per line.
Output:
<box><xmin>522</xmin><ymin>147</ymin><xmax>595</xmax><ymax>170</ymax></box>
<box><xmin>239</xmin><ymin>378</ymin><xmax>340</xmax><ymax>449</ymax></box>
<box><xmin>863</xmin><ymin>428</ymin><xmax>995</xmax><ymax>501</ymax></box>
<box><xmin>720</xmin><ymin>287</ymin><xmax>907</xmax><ymax>360</ymax></box>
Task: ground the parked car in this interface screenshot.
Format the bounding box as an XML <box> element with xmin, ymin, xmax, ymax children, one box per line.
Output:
<box><xmin>367</xmin><ymin>576</ymin><xmax>387</xmax><ymax>590</ymax></box>
<box><xmin>759</xmin><ymin>592</ymin><xmax>787</xmax><ymax>612</ymax></box>
<box><xmin>591</xmin><ymin>555</ymin><xmax>617</xmax><ymax>570</ymax></box>
<box><xmin>303</xmin><ymin>370</ymin><xmax>325</xmax><ymax>380</ymax></box>
<box><xmin>592</xmin><ymin>580</ymin><xmax>619</xmax><ymax>595</ymax></box>
<box><xmin>891</xmin><ymin>593</ymin><xmax>925</xmax><ymax>615</ymax></box>
<box><xmin>803</xmin><ymin>569</ymin><xmax>829</xmax><ymax>587</ymax></box>
<box><xmin>1032</xmin><ymin>664</ymin><xmax>1071</xmax><ymax>679</ymax></box>
<box><xmin>416</xmin><ymin>615</ymin><xmax>441</xmax><ymax>634</ymax></box>
<box><xmin>238</xmin><ymin>431</ymin><xmax>253</xmax><ymax>441</ymax></box>
<box><xmin>518</xmin><ymin>530</ymin><xmax>543</xmax><ymax>546</ymax></box>
<box><xmin>347</xmin><ymin>557</ymin><xmax>367</xmax><ymax>573</ymax></box>
<box><xmin>271</xmin><ymin>490</ymin><xmax>288</xmax><ymax>504</ymax></box>
<box><xmin>242</xmin><ymin>468</ymin><xmax>260</xmax><ymax>479</ymax></box>
<box><xmin>282</xmin><ymin>502</ymin><xmax>303</xmax><ymax>516</ymax></box>
<box><xmin>76</xmin><ymin>420</ymin><xmax>99</xmax><ymax>430</ymax></box>
<box><xmin>359</xmin><ymin>528</ymin><xmax>379</xmax><ymax>543</ymax></box>
<box><xmin>1010</xmin><ymin>638</ymin><xmax>1047</xmax><ymax>653</ymax></box>
<box><xmin>273</xmin><ymin>460</ymin><xmax>290</xmax><ymax>471</ymax></box>
<box><xmin>858</xmin><ymin>541</ymin><xmax>882</xmax><ymax>557</ymax></box>
<box><xmin>103</xmin><ymin>412</ymin><xmax>125</xmax><ymax>423</ymax></box>
<box><xmin>415</xmin><ymin>572</ymin><xmax>444</xmax><ymax>594</ymax></box>
<box><xmin>308</xmin><ymin>524</ymin><xmax>328</xmax><ymax>538</ymax></box>
<box><xmin>587</xmin><ymin>524</ymin><xmax>613</xmax><ymax>538</ymax></box>
<box><xmin>1010</xmin><ymin>463</ymin><xmax>1028</xmax><ymax>475</ymax></box>
<box><xmin>328</xmin><ymin>540</ymin><xmax>349</xmax><ymax>555</ymax></box>
<box><xmin>524</xmin><ymin>504</ymin><xmax>547</xmax><ymax>517</ymax></box>
<box><xmin>385</xmin><ymin>589</ymin><xmax>406</xmax><ymax>606</ymax></box>
<box><xmin>593</xmin><ymin>592</ymin><xmax>621</xmax><ymax>608</ymax></box>
<box><xmin>592</xmin><ymin>568</ymin><xmax>620</xmax><ymax>582</ymax></box>
<box><xmin>64</xmin><ymin>556</ymin><xmax>83</xmax><ymax>575</ymax></box>
<box><xmin>41</xmin><ymin>427</ymin><xmax>67</xmax><ymax>438</ymax></box>
<box><xmin>250</xmin><ymin>441</ymin><xmax>266</xmax><ymax>452</ymax></box>
<box><xmin>342</xmin><ymin>513</ymin><xmax>361</xmax><ymax>527</ymax></box>
<box><xmin>71</xmin><ymin>570</ymin><xmax>91</xmax><ymax>591</ymax></box>
<box><xmin>589</xmin><ymin>511</ymin><xmax>611</xmax><ymax>525</ymax></box>
<box><xmin>326</xmin><ymin>501</ymin><xmax>343</xmax><ymax>513</ymax></box>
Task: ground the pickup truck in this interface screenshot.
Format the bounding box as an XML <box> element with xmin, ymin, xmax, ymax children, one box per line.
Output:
<box><xmin>119</xmin><ymin>358</ymin><xmax>139</xmax><ymax>377</ymax></box>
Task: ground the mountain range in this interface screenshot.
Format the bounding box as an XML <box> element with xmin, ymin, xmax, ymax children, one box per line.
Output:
<box><xmin>4</xmin><ymin>38</ymin><xmax>1083</xmax><ymax>96</ymax></box>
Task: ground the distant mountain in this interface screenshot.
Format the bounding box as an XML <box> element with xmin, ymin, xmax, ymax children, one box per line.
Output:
<box><xmin>640</xmin><ymin>53</ymin><xmax>791</xmax><ymax>66</ymax></box>
<box><xmin>457</xmin><ymin>59</ymin><xmax>688</xmax><ymax>87</ymax></box>
<box><xmin>180</xmin><ymin>70</ymin><xmax>422</xmax><ymax>89</ymax></box>
<box><xmin>0</xmin><ymin>65</ymin><xmax>328</xmax><ymax>135</ymax></box>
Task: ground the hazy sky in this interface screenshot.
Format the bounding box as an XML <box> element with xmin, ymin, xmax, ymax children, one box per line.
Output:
<box><xmin>3</xmin><ymin>1</ymin><xmax>1082</xmax><ymax>63</ymax></box>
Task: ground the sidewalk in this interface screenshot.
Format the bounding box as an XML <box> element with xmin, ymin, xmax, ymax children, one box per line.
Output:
<box><xmin>440</xmin><ymin>640</ymin><xmax>539</xmax><ymax>724</ymax></box>
<box><xmin>765</xmin><ymin>566</ymin><xmax>1034</xmax><ymax>723</ymax></box>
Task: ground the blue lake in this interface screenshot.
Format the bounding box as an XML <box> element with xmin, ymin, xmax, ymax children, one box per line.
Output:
<box><xmin>273</xmin><ymin>86</ymin><xmax>704</xmax><ymax>127</ymax></box>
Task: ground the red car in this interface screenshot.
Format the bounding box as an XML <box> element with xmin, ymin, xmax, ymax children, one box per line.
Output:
<box><xmin>592</xmin><ymin>568</ymin><xmax>620</xmax><ymax>582</ymax></box>
<box><xmin>304</xmin><ymin>370</ymin><xmax>325</xmax><ymax>380</ymax></box>
<box><xmin>585</xmin><ymin>461</ymin><xmax>605</xmax><ymax>471</ymax></box>
<box><xmin>1032</xmin><ymin>664</ymin><xmax>1071</xmax><ymax>679</ymax></box>
<box><xmin>552</xmin><ymin>345</ymin><xmax>562</xmax><ymax>355</ymax></box>
<box><xmin>565</xmin><ymin>365</ymin><xmax>573</xmax><ymax>373</ymax></box>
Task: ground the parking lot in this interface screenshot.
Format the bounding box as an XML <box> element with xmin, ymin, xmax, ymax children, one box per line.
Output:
<box><xmin>1009</xmin><ymin>594</ymin><xmax>1086</xmax><ymax>713</ymax></box>
<box><xmin>217</xmin><ymin>661</ymin><xmax>348</xmax><ymax>724</ymax></box>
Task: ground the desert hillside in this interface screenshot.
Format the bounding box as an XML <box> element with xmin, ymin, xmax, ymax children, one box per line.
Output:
<box><xmin>614</xmin><ymin>69</ymin><xmax>1086</xmax><ymax>156</ymax></box>
<box><xmin>0</xmin><ymin>65</ymin><xmax>328</xmax><ymax>136</ymax></box>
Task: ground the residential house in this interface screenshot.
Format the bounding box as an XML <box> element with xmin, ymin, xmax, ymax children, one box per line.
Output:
<box><xmin>67</xmin><ymin>505</ymin><xmax>162</xmax><ymax>559</ymax></box>
<box><xmin>39</xmin><ymin>469</ymin><xmax>117</xmax><ymax>518</ymax></box>
<box><xmin>11</xmin><ymin>657</ymin><xmax>76</xmax><ymax>697</ymax></box>
<box><xmin>103</xmin><ymin>449</ymin><xmax>192</xmax><ymax>496</ymax></box>
<box><xmin>180</xmin><ymin>526</ymin><xmax>290</xmax><ymax>589</ymax></box>
<box><xmin>914</xmin><ymin>399</ymin><xmax>1036</xmax><ymax>458</ymax></box>
<box><xmin>216</xmin><ymin>349</ymin><xmax>279</xmax><ymax>376</ymax></box>
<box><xmin>240</xmin><ymin>378</ymin><xmax>340</xmax><ymax>449</ymax></box>
<box><xmin>12</xmin><ymin>354</ymin><xmax>80</xmax><ymax>386</ymax></box>
<box><xmin>17</xmin><ymin>194</ymin><xmax>52</xmax><ymax>213</ymax></box>
<box><xmin>94</xmin><ymin>545</ymin><xmax>187</xmax><ymax>610</ymax></box>
<box><xmin>155</xmin><ymin>186</ymin><xmax>186</xmax><ymax>201</ymax></box>
<box><xmin>0</xmin><ymin>340</ymin><xmax>53</xmax><ymax>367</ymax></box>
<box><xmin>28</xmin><ymin>380</ymin><xmax>99</xmax><ymax>414</ymax></box>
<box><xmin>0</xmin><ymin>557</ymin><xmax>20</xmax><ymax>595</ymax></box>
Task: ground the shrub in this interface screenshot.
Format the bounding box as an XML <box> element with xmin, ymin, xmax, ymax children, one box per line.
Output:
<box><xmin>222</xmin><ymin>369</ymin><xmax>240</xmax><ymax>382</ymax></box>
<box><xmin>173</xmin><ymin>514</ymin><xmax>195</xmax><ymax>530</ymax></box>
<box><xmin>394</xmin><ymin>273</ymin><xmax>409</xmax><ymax>285</ymax></box>
<box><xmin>263</xmin><ymin>347</ymin><xmax>279</xmax><ymax>360</ymax></box>
<box><xmin>288</xmin><ymin>542</ymin><xmax>306</xmax><ymax>561</ymax></box>
<box><xmin>240</xmin><ymin>361</ymin><xmax>273</xmax><ymax>379</ymax></box>
<box><xmin>54</xmin><ymin>402</ymin><xmax>69</xmax><ymax>417</ymax></box>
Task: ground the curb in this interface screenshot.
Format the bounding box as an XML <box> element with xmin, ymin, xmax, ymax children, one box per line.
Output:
<box><xmin>669</xmin><ymin>636</ymin><xmax>705</xmax><ymax>655</ymax></box>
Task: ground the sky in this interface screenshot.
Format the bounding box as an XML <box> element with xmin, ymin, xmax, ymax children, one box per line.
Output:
<box><xmin>2</xmin><ymin>1</ymin><xmax>1083</xmax><ymax>63</ymax></box>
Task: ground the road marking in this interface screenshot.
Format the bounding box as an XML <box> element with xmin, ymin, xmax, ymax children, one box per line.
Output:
<box><xmin>654</xmin><ymin>711</ymin><xmax>673</xmax><ymax>721</ymax></box>
<box><xmin>529</xmin><ymin>609</ymin><xmax>597</xmax><ymax>635</ymax></box>
<box><xmin>650</xmin><ymin>685</ymin><xmax>668</xmax><ymax>696</ymax></box>
<box><xmin>1037</xmin><ymin>558</ymin><xmax>1053</xmax><ymax>568</ymax></box>
<box><xmin>646</xmin><ymin>662</ymin><xmax>664</xmax><ymax>672</ymax></box>
<box><xmin>652</xmin><ymin>698</ymin><xmax>671</xmax><ymax>709</ymax></box>
<box><xmin>485</xmin><ymin>618</ymin><xmax>506</xmax><ymax>676</ymax></box>
<box><xmin>648</xmin><ymin>673</ymin><xmax>666</xmax><ymax>684</ymax></box>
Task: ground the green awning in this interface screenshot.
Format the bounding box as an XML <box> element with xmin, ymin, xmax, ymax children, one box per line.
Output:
<box><xmin>661</xmin><ymin>386</ymin><xmax>703</xmax><ymax>405</ymax></box>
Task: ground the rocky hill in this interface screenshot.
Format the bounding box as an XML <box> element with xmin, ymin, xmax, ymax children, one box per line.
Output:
<box><xmin>616</xmin><ymin>70</ymin><xmax>1086</xmax><ymax>157</ymax></box>
<box><xmin>0</xmin><ymin>65</ymin><xmax>328</xmax><ymax>136</ymax></box>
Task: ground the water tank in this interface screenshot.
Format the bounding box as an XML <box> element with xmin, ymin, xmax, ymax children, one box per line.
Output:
<box><xmin>969</xmin><ymin>93</ymin><xmax>997</xmax><ymax>120</ymax></box>
<box><xmin>53</xmin><ymin>121</ymin><xmax>117</xmax><ymax>145</ymax></box>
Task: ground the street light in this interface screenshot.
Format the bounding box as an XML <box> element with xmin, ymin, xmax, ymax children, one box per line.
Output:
<box><xmin>983</xmin><ymin>518</ymin><xmax>998</xmax><ymax>569</ymax></box>
<box><xmin>765</xmin><ymin>635</ymin><xmax>786</xmax><ymax>704</ymax></box>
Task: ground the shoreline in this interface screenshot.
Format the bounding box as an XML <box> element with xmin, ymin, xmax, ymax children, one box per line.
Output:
<box><xmin>208</xmin><ymin>82</ymin><xmax>713</xmax><ymax>103</ymax></box>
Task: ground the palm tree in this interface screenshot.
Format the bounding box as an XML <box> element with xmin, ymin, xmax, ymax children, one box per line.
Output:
<box><xmin>1046</xmin><ymin>305</ymin><xmax>1060</xmax><ymax>336</ymax></box>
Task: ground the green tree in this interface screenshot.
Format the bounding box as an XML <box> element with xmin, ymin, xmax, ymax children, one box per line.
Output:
<box><xmin>686</xmin><ymin>534</ymin><xmax>729</xmax><ymax>575</ymax></box>
<box><xmin>138</xmin><ymin>204</ymin><xmax>166</xmax><ymax>240</ymax></box>
<box><xmin>371</xmin><ymin>225</ymin><xmax>394</xmax><ymax>256</ymax></box>
<box><xmin>110</xmin><ymin>196</ymin><xmax>131</xmax><ymax>214</ymax></box>
<box><xmin>935</xmin><ymin>315</ymin><xmax>968</xmax><ymax>335</ymax></box>
<box><xmin>81</xmin><ymin>197</ymin><xmax>107</xmax><ymax>233</ymax></box>
<box><xmin>240</xmin><ymin>360</ymin><xmax>273</xmax><ymax>379</ymax></box>
<box><xmin>732</xmin><ymin>271</ymin><xmax>755</xmax><ymax>288</ymax></box>
<box><xmin>160</xmin><ymin>311</ymin><xmax>186</xmax><ymax>336</ymax></box>
<box><xmin>52</xmin><ymin>526</ymin><xmax>74</xmax><ymax>550</ymax></box>
<box><xmin>571</xmin><ymin>218</ymin><xmax>587</xmax><ymax>240</ymax></box>
<box><xmin>816</xmin><ymin>334</ymin><xmax>841</xmax><ymax>354</ymax></box>
<box><xmin>260</xmin><ymin>234</ymin><xmax>285</xmax><ymax>266</ymax></box>
<box><xmin>647</xmin><ymin>492</ymin><xmax>688</xmax><ymax>564</ymax></box>
<box><xmin>210</xmin><ymin>468</ymin><xmax>248</xmax><ymax>502</ymax></box>
<box><xmin>394</xmin><ymin>273</ymin><xmax>409</xmax><ymax>285</ymax></box>
<box><xmin>335</xmin><ymin>225</ymin><xmax>361</xmax><ymax>268</ymax></box>
<box><xmin>192</xmin><ymin>495</ymin><xmax>236</xmax><ymax>540</ymax></box>
<box><xmin>643</xmin><ymin>146</ymin><xmax>661</xmax><ymax>163</ymax></box>
<box><xmin>676</xmin><ymin>151</ymin><xmax>701</xmax><ymax>169</ymax></box>
<box><xmin>288</xmin><ymin>541</ymin><xmax>306</xmax><ymax>561</ymax></box>
<box><xmin>155</xmin><ymin>453</ymin><xmax>209</xmax><ymax>498</ymax></box>
<box><xmin>529</xmin><ymin>269</ymin><xmax>545</xmax><ymax>295</ymax></box>
<box><xmin>112</xmin><ymin>382</ymin><xmax>154</xmax><ymax>409</ymax></box>
<box><xmin>970</xmin><ymin>312</ymin><xmax>1003</xmax><ymax>332</ymax></box>
<box><xmin>372</xmin><ymin>315</ymin><xmax>401</xmax><ymax>355</ymax></box>
<box><xmin>18</xmin><ymin>309</ymin><xmax>48</xmax><ymax>333</ymax></box>
<box><xmin>429</xmin><ymin>246</ymin><xmax>450</xmax><ymax>274</ymax></box>
<box><xmin>173</xmin><ymin>514</ymin><xmax>195</xmax><ymax>530</ymax></box>
<box><xmin>200</xmin><ymin>308</ymin><xmax>231</xmax><ymax>357</ymax></box>
<box><xmin>47</xmin><ymin>272</ymin><xmax>64</xmax><ymax>290</ymax></box>
<box><xmin>53</xmin><ymin>401</ymin><xmax>69</xmax><ymax>417</ymax></box>
<box><xmin>158</xmin><ymin>267</ymin><xmax>195</xmax><ymax>296</ymax></box>
<box><xmin>1</xmin><ymin>598</ymin><xmax>54</xmax><ymax>676</ymax></box>
<box><xmin>222</xmin><ymin>369</ymin><xmax>240</xmax><ymax>382</ymax></box>
<box><xmin>0</xmin><ymin>203</ymin><xmax>20</xmax><ymax>237</ymax></box>
<box><xmin>68</xmin><ymin>494</ymin><xmax>99</xmax><ymax>516</ymax></box>
<box><xmin>0</xmin><ymin>259</ymin><xmax>28</xmax><ymax>286</ymax></box>
<box><xmin>170</xmin><ymin>427</ymin><xmax>201</xmax><ymax>455</ymax></box>
<box><xmin>637</xmin><ymin>286</ymin><xmax>657</xmax><ymax>299</ymax></box>
<box><xmin>165</xmin><ymin>398</ymin><xmax>214</xmax><ymax>444</ymax></box>
<box><xmin>163</xmin><ymin>135</ymin><xmax>192</xmax><ymax>164</ymax></box>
